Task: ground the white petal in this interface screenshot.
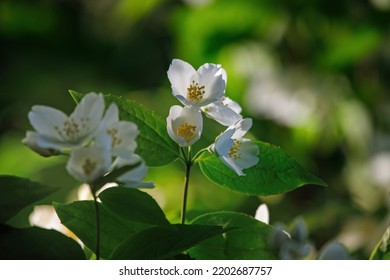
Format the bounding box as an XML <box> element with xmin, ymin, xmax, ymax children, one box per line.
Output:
<box><xmin>66</xmin><ymin>146</ymin><xmax>111</xmax><ymax>183</ymax></box>
<box><xmin>222</xmin><ymin>97</ymin><xmax>242</xmax><ymax>115</ymax></box>
<box><xmin>203</xmin><ymin>100</ymin><xmax>242</xmax><ymax>126</ymax></box>
<box><xmin>109</xmin><ymin>121</ymin><xmax>139</xmax><ymax>157</ymax></box>
<box><xmin>255</xmin><ymin>203</ymin><xmax>269</xmax><ymax>224</ymax></box>
<box><xmin>117</xmin><ymin>163</ymin><xmax>154</xmax><ymax>188</ymax></box>
<box><xmin>28</xmin><ymin>105</ymin><xmax>68</xmax><ymax>140</ymax></box>
<box><xmin>29</xmin><ymin>205</ymin><xmax>68</xmax><ymax>234</ymax></box>
<box><xmin>70</xmin><ymin>92</ymin><xmax>105</xmax><ymax>137</ymax></box>
<box><xmin>220</xmin><ymin>155</ymin><xmax>245</xmax><ymax>176</ymax></box>
<box><xmin>214</xmin><ymin>128</ymin><xmax>235</xmax><ymax>156</ymax></box>
<box><xmin>168</xmin><ymin>59</ymin><xmax>196</xmax><ymax>102</ymax></box>
<box><xmin>101</xmin><ymin>103</ymin><xmax>119</xmax><ymax>126</ymax></box>
<box><xmin>233</xmin><ymin>140</ymin><xmax>259</xmax><ymax>169</ymax></box>
<box><xmin>22</xmin><ymin>131</ymin><xmax>59</xmax><ymax>157</ymax></box>
<box><xmin>112</xmin><ymin>154</ymin><xmax>142</xmax><ymax>169</ymax></box>
<box><xmin>197</xmin><ymin>63</ymin><xmax>226</xmax><ymax>104</ymax></box>
<box><xmin>232</xmin><ymin>118</ymin><xmax>253</xmax><ymax>139</ymax></box>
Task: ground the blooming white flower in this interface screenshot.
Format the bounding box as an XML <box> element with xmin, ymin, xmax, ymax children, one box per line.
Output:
<box><xmin>96</xmin><ymin>103</ymin><xmax>139</xmax><ymax>159</ymax></box>
<box><xmin>210</xmin><ymin>118</ymin><xmax>259</xmax><ymax>176</ymax></box>
<box><xmin>26</xmin><ymin>92</ymin><xmax>105</xmax><ymax>151</ymax></box>
<box><xmin>202</xmin><ymin>97</ymin><xmax>242</xmax><ymax>126</ymax></box>
<box><xmin>66</xmin><ymin>146</ymin><xmax>111</xmax><ymax>183</ymax></box>
<box><xmin>167</xmin><ymin>59</ymin><xmax>226</xmax><ymax>108</ymax></box>
<box><xmin>167</xmin><ymin>105</ymin><xmax>203</xmax><ymax>147</ymax></box>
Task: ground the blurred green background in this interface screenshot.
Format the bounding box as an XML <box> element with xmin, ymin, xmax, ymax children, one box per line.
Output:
<box><xmin>1</xmin><ymin>0</ymin><xmax>390</xmax><ymax>259</ymax></box>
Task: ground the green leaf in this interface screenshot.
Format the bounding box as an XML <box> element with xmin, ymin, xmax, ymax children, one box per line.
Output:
<box><xmin>54</xmin><ymin>200</ymin><xmax>150</xmax><ymax>259</ymax></box>
<box><xmin>0</xmin><ymin>175</ymin><xmax>59</xmax><ymax>223</ymax></box>
<box><xmin>99</xmin><ymin>186</ymin><xmax>169</xmax><ymax>226</ymax></box>
<box><xmin>110</xmin><ymin>224</ymin><xmax>227</xmax><ymax>260</ymax></box>
<box><xmin>198</xmin><ymin>141</ymin><xmax>327</xmax><ymax>196</ymax></box>
<box><xmin>0</xmin><ymin>225</ymin><xmax>85</xmax><ymax>260</ymax></box>
<box><xmin>188</xmin><ymin>211</ymin><xmax>278</xmax><ymax>260</ymax></box>
<box><xmin>69</xmin><ymin>90</ymin><xmax>180</xmax><ymax>166</ymax></box>
<box><xmin>370</xmin><ymin>226</ymin><xmax>390</xmax><ymax>260</ymax></box>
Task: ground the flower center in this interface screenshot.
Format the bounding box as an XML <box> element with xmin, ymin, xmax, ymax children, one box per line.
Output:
<box><xmin>187</xmin><ymin>80</ymin><xmax>205</xmax><ymax>103</ymax></box>
<box><xmin>228</xmin><ymin>139</ymin><xmax>241</xmax><ymax>160</ymax></box>
<box><xmin>55</xmin><ymin>117</ymin><xmax>89</xmax><ymax>142</ymax></box>
<box><xmin>177</xmin><ymin>123</ymin><xmax>197</xmax><ymax>143</ymax></box>
<box><xmin>107</xmin><ymin>128</ymin><xmax>122</xmax><ymax>148</ymax></box>
<box><xmin>82</xmin><ymin>158</ymin><xmax>97</xmax><ymax>177</ymax></box>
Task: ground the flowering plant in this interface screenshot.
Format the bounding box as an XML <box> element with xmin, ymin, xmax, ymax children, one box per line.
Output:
<box><xmin>1</xmin><ymin>59</ymin><xmax>347</xmax><ymax>260</ymax></box>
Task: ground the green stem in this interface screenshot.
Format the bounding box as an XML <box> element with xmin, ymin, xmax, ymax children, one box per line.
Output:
<box><xmin>90</xmin><ymin>186</ymin><xmax>100</xmax><ymax>260</ymax></box>
<box><xmin>192</xmin><ymin>147</ymin><xmax>209</xmax><ymax>163</ymax></box>
<box><xmin>180</xmin><ymin>147</ymin><xmax>192</xmax><ymax>224</ymax></box>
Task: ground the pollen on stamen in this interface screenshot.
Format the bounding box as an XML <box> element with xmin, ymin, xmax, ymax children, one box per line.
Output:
<box><xmin>187</xmin><ymin>80</ymin><xmax>205</xmax><ymax>103</ymax></box>
<box><xmin>177</xmin><ymin>123</ymin><xmax>197</xmax><ymax>143</ymax></box>
<box><xmin>82</xmin><ymin>158</ymin><xmax>97</xmax><ymax>176</ymax></box>
<box><xmin>107</xmin><ymin>128</ymin><xmax>122</xmax><ymax>148</ymax></box>
<box><xmin>228</xmin><ymin>139</ymin><xmax>241</xmax><ymax>160</ymax></box>
<box><xmin>62</xmin><ymin>118</ymin><xmax>80</xmax><ymax>142</ymax></box>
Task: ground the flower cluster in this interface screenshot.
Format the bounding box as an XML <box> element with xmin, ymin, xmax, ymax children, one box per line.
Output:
<box><xmin>23</xmin><ymin>92</ymin><xmax>153</xmax><ymax>188</ymax></box>
<box><xmin>166</xmin><ymin>59</ymin><xmax>259</xmax><ymax>176</ymax></box>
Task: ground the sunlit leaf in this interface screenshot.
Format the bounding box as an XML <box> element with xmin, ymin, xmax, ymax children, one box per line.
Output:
<box><xmin>54</xmin><ymin>200</ymin><xmax>150</xmax><ymax>259</ymax></box>
<box><xmin>198</xmin><ymin>141</ymin><xmax>326</xmax><ymax>195</ymax></box>
<box><xmin>69</xmin><ymin>90</ymin><xmax>180</xmax><ymax>166</ymax></box>
<box><xmin>0</xmin><ymin>225</ymin><xmax>85</xmax><ymax>260</ymax></box>
<box><xmin>188</xmin><ymin>211</ymin><xmax>278</xmax><ymax>260</ymax></box>
<box><xmin>0</xmin><ymin>175</ymin><xmax>59</xmax><ymax>223</ymax></box>
<box><xmin>110</xmin><ymin>224</ymin><xmax>227</xmax><ymax>260</ymax></box>
<box><xmin>99</xmin><ymin>186</ymin><xmax>169</xmax><ymax>226</ymax></box>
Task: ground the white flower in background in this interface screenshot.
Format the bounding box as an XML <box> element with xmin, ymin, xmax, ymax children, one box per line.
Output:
<box><xmin>210</xmin><ymin>118</ymin><xmax>259</xmax><ymax>176</ymax></box>
<box><xmin>255</xmin><ymin>203</ymin><xmax>269</xmax><ymax>224</ymax></box>
<box><xmin>66</xmin><ymin>146</ymin><xmax>111</xmax><ymax>183</ymax></box>
<box><xmin>96</xmin><ymin>103</ymin><xmax>139</xmax><ymax>159</ymax></box>
<box><xmin>167</xmin><ymin>59</ymin><xmax>226</xmax><ymax>108</ymax></box>
<box><xmin>25</xmin><ymin>92</ymin><xmax>105</xmax><ymax>151</ymax></box>
<box><xmin>167</xmin><ymin>105</ymin><xmax>203</xmax><ymax>147</ymax></box>
<box><xmin>202</xmin><ymin>97</ymin><xmax>243</xmax><ymax>126</ymax></box>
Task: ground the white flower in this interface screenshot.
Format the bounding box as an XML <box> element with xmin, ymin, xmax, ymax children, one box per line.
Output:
<box><xmin>167</xmin><ymin>59</ymin><xmax>226</xmax><ymax>108</ymax></box>
<box><xmin>27</xmin><ymin>92</ymin><xmax>105</xmax><ymax>151</ymax></box>
<box><xmin>202</xmin><ymin>97</ymin><xmax>242</xmax><ymax>126</ymax></box>
<box><xmin>66</xmin><ymin>146</ymin><xmax>111</xmax><ymax>183</ymax></box>
<box><xmin>167</xmin><ymin>105</ymin><xmax>203</xmax><ymax>147</ymax></box>
<box><xmin>96</xmin><ymin>103</ymin><xmax>139</xmax><ymax>159</ymax></box>
<box><xmin>210</xmin><ymin>118</ymin><xmax>259</xmax><ymax>176</ymax></box>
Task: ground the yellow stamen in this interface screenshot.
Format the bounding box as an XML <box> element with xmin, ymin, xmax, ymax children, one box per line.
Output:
<box><xmin>107</xmin><ymin>128</ymin><xmax>122</xmax><ymax>148</ymax></box>
<box><xmin>55</xmin><ymin>117</ymin><xmax>89</xmax><ymax>142</ymax></box>
<box><xmin>177</xmin><ymin>123</ymin><xmax>197</xmax><ymax>143</ymax></box>
<box><xmin>82</xmin><ymin>158</ymin><xmax>96</xmax><ymax>176</ymax></box>
<box><xmin>228</xmin><ymin>139</ymin><xmax>241</xmax><ymax>160</ymax></box>
<box><xmin>187</xmin><ymin>80</ymin><xmax>205</xmax><ymax>103</ymax></box>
